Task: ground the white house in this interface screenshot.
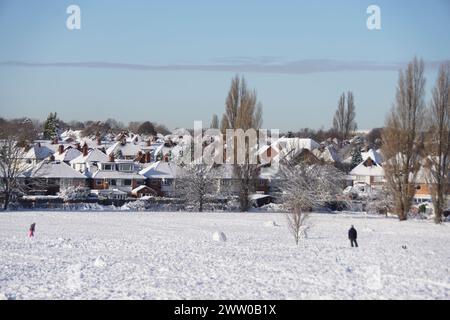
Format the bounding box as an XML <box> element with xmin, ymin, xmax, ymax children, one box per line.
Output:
<box><xmin>139</xmin><ymin>161</ymin><xmax>184</xmax><ymax>196</ymax></box>
<box><xmin>70</xmin><ymin>146</ymin><xmax>109</xmax><ymax>175</ymax></box>
<box><xmin>90</xmin><ymin>159</ymin><xmax>145</xmax><ymax>194</ymax></box>
<box><xmin>349</xmin><ymin>149</ymin><xmax>385</xmax><ymax>188</ymax></box>
<box><xmin>25</xmin><ymin>160</ymin><xmax>87</xmax><ymax>194</ymax></box>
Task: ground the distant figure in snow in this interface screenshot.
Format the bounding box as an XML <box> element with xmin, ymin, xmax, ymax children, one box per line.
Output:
<box><xmin>28</xmin><ymin>223</ymin><xmax>36</xmax><ymax>238</ymax></box>
<box><xmin>348</xmin><ymin>225</ymin><xmax>358</xmax><ymax>247</ymax></box>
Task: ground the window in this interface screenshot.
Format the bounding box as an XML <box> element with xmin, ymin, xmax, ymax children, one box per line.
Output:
<box><xmin>104</xmin><ymin>164</ymin><xmax>113</xmax><ymax>171</ymax></box>
<box><xmin>119</xmin><ymin>164</ymin><xmax>133</xmax><ymax>172</ymax></box>
<box><xmin>96</xmin><ymin>180</ymin><xmax>102</xmax><ymax>185</ymax></box>
<box><xmin>108</xmin><ymin>179</ymin><xmax>116</xmax><ymax>186</ymax></box>
<box><xmin>124</xmin><ymin>179</ymin><xmax>132</xmax><ymax>186</ymax></box>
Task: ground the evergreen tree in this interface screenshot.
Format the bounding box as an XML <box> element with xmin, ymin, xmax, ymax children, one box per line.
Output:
<box><xmin>351</xmin><ymin>148</ymin><xmax>363</xmax><ymax>168</ymax></box>
<box><xmin>43</xmin><ymin>112</ymin><xmax>59</xmax><ymax>140</ymax></box>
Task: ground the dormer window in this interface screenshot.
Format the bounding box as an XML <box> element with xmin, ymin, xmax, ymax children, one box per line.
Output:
<box><xmin>119</xmin><ymin>164</ymin><xmax>133</xmax><ymax>172</ymax></box>
<box><xmin>103</xmin><ymin>164</ymin><xmax>113</xmax><ymax>171</ymax></box>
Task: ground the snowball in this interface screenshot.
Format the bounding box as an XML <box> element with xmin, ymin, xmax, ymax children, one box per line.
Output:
<box><xmin>212</xmin><ymin>231</ymin><xmax>227</xmax><ymax>242</ymax></box>
<box><xmin>94</xmin><ymin>256</ymin><xmax>107</xmax><ymax>268</ymax></box>
<box><xmin>264</xmin><ymin>221</ymin><xmax>278</xmax><ymax>227</ymax></box>
<box><xmin>0</xmin><ymin>292</ymin><xmax>16</xmax><ymax>300</ymax></box>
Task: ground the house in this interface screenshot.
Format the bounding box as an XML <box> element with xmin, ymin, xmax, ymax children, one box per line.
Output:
<box><xmin>90</xmin><ymin>157</ymin><xmax>146</xmax><ymax>194</ymax></box>
<box><xmin>312</xmin><ymin>145</ymin><xmax>340</xmax><ymax>164</ymax></box>
<box><xmin>258</xmin><ymin>137</ymin><xmax>320</xmax><ymax>164</ymax></box>
<box><xmin>106</xmin><ymin>140</ymin><xmax>142</xmax><ymax>160</ymax></box>
<box><xmin>139</xmin><ymin>160</ymin><xmax>183</xmax><ymax>196</ymax></box>
<box><xmin>70</xmin><ymin>144</ymin><xmax>109</xmax><ymax>175</ymax></box>
<box><xmin>413</xmin><ymin>158</ymin><xmax>450</xmax><ymax>205</ymax></box>
<box><xmin>349</xmin><ymin>149</ymin><xmax>384</xmax><ymax>188</ymax></box>
<box><xmin>53</xmin><ymin>145</ymin><xmax>82</xmax><ymax>164</ymax></box>
<box><xmin>131</xmin><ymin>185</ymin><xmax>158</xmax><ymax>198</ymax></box>
<box><xmin>24</xmin><ymin>160</ymin><xmax>87</xmax><ymax>195</ymax></box>
<box><xmin>91</xmin><ymin>189</ymin><xmax>128</xmax><ymax>200</ymax></box>
<box><xmin>258</xmin><ymin>163</ymin><xmax>283</xmax><ymax>194</ymax></box>
<box><xmin>23</xmin><ymin>142</ymin><xmax>54</xmax><ymax>165</ymax></box>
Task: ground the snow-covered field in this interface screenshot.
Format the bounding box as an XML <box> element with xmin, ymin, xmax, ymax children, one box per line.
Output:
<box><xmin>0</xmin><ymin>211</ymin><xmax>449</xmax><ymax>300</ymax></box>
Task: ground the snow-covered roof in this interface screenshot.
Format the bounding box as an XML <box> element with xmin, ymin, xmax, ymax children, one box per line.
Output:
<box><xmin>139</xmin><ymin>161</ymin><xmax>183</xmax><ymax>179</ymax></box>
<box><xmin>275</xmin><ymin>137</ymin><xmax>320</xmax><ymax>151</ymax></box>
<box><xmin>361</xmin><ymin>149</ymin><xmax>383</xmax><ymax>165</ymax></box>
<box><xmin>70</xmin><ymin>148</ymin><xmax>109</xmax><ymax>164</ymax></box>
<box><xmin>54</xmin><ymin>148</ymin><xmax>82</xmax><ymax>162</ymax></box>
<box><xmin>312</xmin><ymin>146</ymin><xmax>340</xmax><ymax>163</ymax></box>
<box><xmin>26</xmin><ymin>161</ymin><xmax>87</xmax><ymax>179</ymax></box>
<box><xmin>92</xmin><ymin>188</ymin><xmax>127</xmax><ymax>195</ymax></box>
<box><xmin>106</xmin><ymin>141</ymin><xmax>142</xmax><ymax>157</ymax></box>
<box><xmin>265</xmin><ymin>137</ymin><xmax>320</xmax><ymax>162</ymax></box>
<box><xmin>350</xmin><ymin>160</ymin><xmax>384</xmax><ymax>177</ymax></box>
<box><xmin>25</xmin><ymin>144</ymin><xmax>54</xmax><ymax>160</ymax></box>
<box><xmin>131</xmin><ymin>185</ymin><xmax>157</xmax><ymax>193</ymax></box>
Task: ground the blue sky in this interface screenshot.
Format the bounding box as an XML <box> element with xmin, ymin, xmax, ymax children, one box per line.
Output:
<box><xmin>0</xmin><ymin>0</ymin><xmax>449</xmax><ymax>131</ymax></box>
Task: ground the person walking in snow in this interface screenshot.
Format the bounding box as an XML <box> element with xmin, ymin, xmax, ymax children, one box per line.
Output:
<box><xmin>348</xmin><ymin>225</ymin><xmax>358</xmax><ymax>247</ymax></box>
<box><xmin>28</xmin><ymin>223</ymin><xmax>36</xmax><ymax>238</ymax></box>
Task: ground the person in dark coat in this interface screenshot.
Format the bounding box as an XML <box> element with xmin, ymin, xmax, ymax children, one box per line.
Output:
<box><xmin>348</xmin><ymin>225</ymin><xmax>358</xmax><ymax>247</ymax></box>
<box><xmin>28</xmin><ymin>223</ymin><xmax>36</xmax><ymax>238</ymax></box>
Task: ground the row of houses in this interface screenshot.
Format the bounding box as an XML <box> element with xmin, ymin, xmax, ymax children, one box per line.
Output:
<box><xmin>13</xmin><ymin>130</ymin><xmax>448</xmax><ymax>205</ymax></box>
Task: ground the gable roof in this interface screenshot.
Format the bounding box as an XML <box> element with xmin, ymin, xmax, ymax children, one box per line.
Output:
<box><xmin>350</xmin><ymin>159</ymin><xmax>384</xmax><ymax>177</ymax></box>
<box><xmin>106</xmin><ymin>141</ymin><xmax>142</xmax><ymax>157</ymax></box>
<box><xmin>25</xmin><ymin>145</ymin><xmax>54</xmax><ymax>160</ymax></box>
<box><xmin>361</xmin><ymin>149</ymin><xmax>383</xmax><ymax>165</ymax></box>
<box><xmin>139</xmin><ymin>161</ymin><xmax>183</xmax><ymax>179</ymax></box>
<box><xmin>70</xmin><ymin>148</ymin><xmax>109</xmax><ymax>164</ymax></box>
<box><xmin>54</xmin><ymin>148</ymin><xmax>82</xmax><ymax>162</ymax></box>
<box><xmin>26</xmin><ymin>161</ymin><xmax>87</xmax><ymax>179</ymax></box>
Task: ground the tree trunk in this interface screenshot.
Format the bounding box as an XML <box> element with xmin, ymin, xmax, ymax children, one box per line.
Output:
<box><xmin>3</xmin><ymin>192</ymin><xmax>10</xmax><ymax>211</ymax></box>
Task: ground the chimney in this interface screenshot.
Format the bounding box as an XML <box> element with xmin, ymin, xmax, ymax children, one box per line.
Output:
<box><xmin>58</xmin><ymin>145</ymin><xmax>64</xmax><ymax>155</ymax></box>
<box><xmin>164</xmin><ymin>154</ymin><xmax>169</xmax><ymax>162</ymax></box>
<box><xmin>145</xmin><ymin>152</ymin><xmax>151</xmax><ymax>163</ymax></box>
<box><xmin>82</xmin><ymin>143</ymin><xmax>88</xmax><ymax>157</ymax></box>
<box><xmin>75</xmin><ymin>142</ymin><xmax>81</xmax><ymax>151</ymax></box>
<box><xmin>147</xmin><ymin>139</ymin><xmax>152</xmax><ymax>146</ymax></box>
<box><xmin>136</xmin><ymin>151</ymin><xmax>143</xmax><ymax>162</ymax></box>
<box><xmin>109</xmin><ymin>153</ymin><xmax>115</xmax><ymax>162</ymax></box>
<box><xmin>97</xmin><ymin>136</ymin><xmax>102</xmax><ymax>145</ymax></box>
<box><xmin>49</xmin><ymin>155</ymin><xmax>55</xmax><ymax>161</ymax></box>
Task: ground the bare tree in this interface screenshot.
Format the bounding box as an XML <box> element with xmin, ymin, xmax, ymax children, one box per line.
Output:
<box><xmin>254</xmin><ymin>102</ymin><xmax>263</xmax><ymax>130</ymax></box>
<box><xmin>220</xmin><ymin>114</ymin><xmax>229</xmax><ymax>134</ymax></box>
<box><xmin>382</xmin><ymin>57</ymin><xmax>426</xmax><ymax>221</ymax></box>
<box><xmin>0</xmin><ymin>136</ymin><xmax>28</xmax><ymax>210</ymax></box>
<box><xmin>174</xmin><ymin>163</ymin><xmax>217</xmax><ymax>212</ymax></box>
<box><xmin>210</xmin><ymin>114</ymin><xmax>219</xmax><ymax>129</ymax></box>
<box><xmin>280</xmin><ymin>163</ymin><xmax>344</xmax><ymax>245</ymax></box>
<box><xmin>333</xmin><ymin>91</ymin><xmax>357</xmax><ymax>143</ymax></box>
<box><xmin>426</xmin><ymin>63</ymin><xmax>450</xmax><ymax>223</ymax></box>
<box><xmin>223</xmin><ymin>75</ymin><xmax>263</xmax><ymax>211</ymax></box>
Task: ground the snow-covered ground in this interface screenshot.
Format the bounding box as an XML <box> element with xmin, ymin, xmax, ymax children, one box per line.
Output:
<box><xmin>0</xmin><ymin>211</ymin><xmax>449</xmax><ymax>300</ymax></box>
